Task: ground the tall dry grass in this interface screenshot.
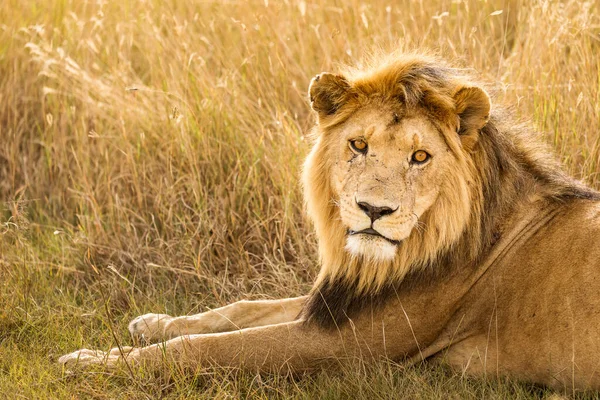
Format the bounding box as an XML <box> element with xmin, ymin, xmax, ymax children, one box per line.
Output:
<box><xmin>1</xmin><ymin>0</ymin><xmax>599</xmax><ymax>398</ymax></box>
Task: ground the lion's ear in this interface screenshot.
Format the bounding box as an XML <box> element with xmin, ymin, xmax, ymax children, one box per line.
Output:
<box><xmin>308</xmin><ymin>73</ymin><xmax>352</xmax><ymax>119</ymax></box>
<box><xmin>454</xmin><ymin>86</ymin><xmax>491</xmax><ymax>149</ymax></box>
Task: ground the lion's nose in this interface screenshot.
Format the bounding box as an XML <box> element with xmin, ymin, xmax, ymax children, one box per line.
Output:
<box><xmin>357</xmin><ymin>201</ymin><xmax>396</xmax><ymax>222</ymax></box>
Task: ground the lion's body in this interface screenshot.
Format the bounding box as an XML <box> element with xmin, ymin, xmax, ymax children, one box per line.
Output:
<box><xmin>60</xmin><ymin>52</ymin><xmax>600</xmax><ymax>393</ymax></box>
<box><xmin>445</xmin><ymin>200</ymin><xmax>600</xmax><ymax>389</ymax></box>
<box><xmin>398</xmin><ymin>198</ymin><xmax>600</xmax><ymax>390</ymax></box>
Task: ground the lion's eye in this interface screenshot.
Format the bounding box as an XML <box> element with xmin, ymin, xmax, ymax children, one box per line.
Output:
<box><xmin>350</xmin><ymin>139</ymin><xmax>368</xmax><ymax>154</ymax></box>
<box><xmin>411</xmin><ymin>150</ymin><xmax>430</xmax><ymax>164</ymax></box>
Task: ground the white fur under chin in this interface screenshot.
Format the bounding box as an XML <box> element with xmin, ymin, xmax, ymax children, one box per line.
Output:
<box><xmin>345</xmin><ymin>235</ymin><xmax>397</xmax><ymax>262</ymax></box>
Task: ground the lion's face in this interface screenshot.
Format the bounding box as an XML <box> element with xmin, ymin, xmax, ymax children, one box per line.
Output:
<box><xmin>304</xmin><ymin>59</ymin><xmax>491</xmax><ymax>286</ymax></box>
<box><xmin>328</xmin><ymin>106</ymin><xmax>454</xmax><ymax>261</ymax></box>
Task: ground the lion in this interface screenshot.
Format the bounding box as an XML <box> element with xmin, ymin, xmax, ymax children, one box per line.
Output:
<box><xmin>59</xmin><ymin>52</ymin><xmax>600</xmax><ymax>392</ymax></box>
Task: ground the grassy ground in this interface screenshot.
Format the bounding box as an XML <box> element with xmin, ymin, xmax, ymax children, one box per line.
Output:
<box><xmin>1</xmin><ymin>0</ymin><xmax>600</xmax><ymax>398</ymax></box>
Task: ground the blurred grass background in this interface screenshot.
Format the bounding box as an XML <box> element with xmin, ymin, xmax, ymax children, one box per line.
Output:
<box><xmin>1</xmin><ymin>0</ymin><xmax>599</xmax><ymax>398</ymax></box>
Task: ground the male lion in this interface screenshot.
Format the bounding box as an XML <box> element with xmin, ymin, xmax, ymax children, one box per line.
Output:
<box><xmin>60</xmin><ymin>52</ymin><xmax>600</xmax><ymax>392</ymax></box>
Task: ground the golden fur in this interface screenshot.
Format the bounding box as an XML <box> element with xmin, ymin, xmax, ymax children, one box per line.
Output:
<box><xmin>301</xmin><ymin>51</ymin><xmax>596</xmax><ymax>327</ymax></box>
<box><xmin>60</xmin><ymin>52</ymin><xmax>600</xmax><ymax>392</ymax></box>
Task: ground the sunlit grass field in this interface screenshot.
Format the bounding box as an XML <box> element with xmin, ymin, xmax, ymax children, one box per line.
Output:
<box><xmin>1</xmin><ymin>0</ymin><xmax>600</xmax><ymax>398</ymax></box>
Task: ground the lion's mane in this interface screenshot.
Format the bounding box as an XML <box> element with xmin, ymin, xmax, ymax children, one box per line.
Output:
<box><xmin>301</xmin><ymin>52</ymin><xmax>598</xmax><ymax>327</ymax></box>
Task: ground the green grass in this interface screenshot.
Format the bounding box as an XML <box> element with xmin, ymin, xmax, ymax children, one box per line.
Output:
<box><xmin>1</xmin><ymin>0</ymin><xmax>600</xmax><ymax>398</ymax></box>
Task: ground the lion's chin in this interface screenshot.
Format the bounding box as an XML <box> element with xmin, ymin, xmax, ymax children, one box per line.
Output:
<box><xmin>345</xmin><ymin>234</ymin><xmax>398</xmax><ymax>262</ymax></box>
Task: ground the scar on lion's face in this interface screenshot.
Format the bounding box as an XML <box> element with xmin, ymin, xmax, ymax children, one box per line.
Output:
<box><xmin>328</xmin><ymin>106</ymin><xmax>453</xmax><ymax>261</ymax></box>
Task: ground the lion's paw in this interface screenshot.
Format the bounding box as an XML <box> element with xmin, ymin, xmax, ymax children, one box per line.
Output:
<box><xmin>128</xmin><ymin>313</ymin><xmax>174</xmax><ymax>344</ymax></box>
<box><xmin>58</xmin><ymin>346</ymin><xmax>134</xmax><ymax>369</ymax></box>
<box><xmin>58</xmin><ymin>348</ymin><xmax>107</xmax><ymax>367</ymax></box>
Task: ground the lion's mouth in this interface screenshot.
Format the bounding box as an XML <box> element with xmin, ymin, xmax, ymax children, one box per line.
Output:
<box><xmin>348</xmin><ymin>228</ymin><xmax>401</xmax><ymax>245</ymax></box>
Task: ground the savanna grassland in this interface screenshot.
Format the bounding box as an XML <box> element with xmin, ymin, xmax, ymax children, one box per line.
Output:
<box><xmin>1</xmin><ymin>0</ymin><xmax>600</xmax><ymax>398</ymax></box>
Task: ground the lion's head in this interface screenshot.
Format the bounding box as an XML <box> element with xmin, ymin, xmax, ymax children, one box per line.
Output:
<box><xmin>301</xmin><ymin>52</ymin><xmax>598</xmax><ymax>327</ymax></box>
<box><xmin>302</xmin><ymin>53</ymin><xmax>491</xmax><ymax>294</ymax></box>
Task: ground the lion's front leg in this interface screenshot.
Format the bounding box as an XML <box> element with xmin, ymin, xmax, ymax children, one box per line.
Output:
<box><xmin>129</xmin><ymin>296</ymin><xmax>307</xmax><ymax>343</ymax></box>
<box><xmin>61</xmin><ymin>319</ymin><xmax>372</xmax><ymax>372</ymax></box>
<box><xmin>59</xmin><ymin>291</ymin><xmax>456</xmax><ymax>373</ymax></box>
